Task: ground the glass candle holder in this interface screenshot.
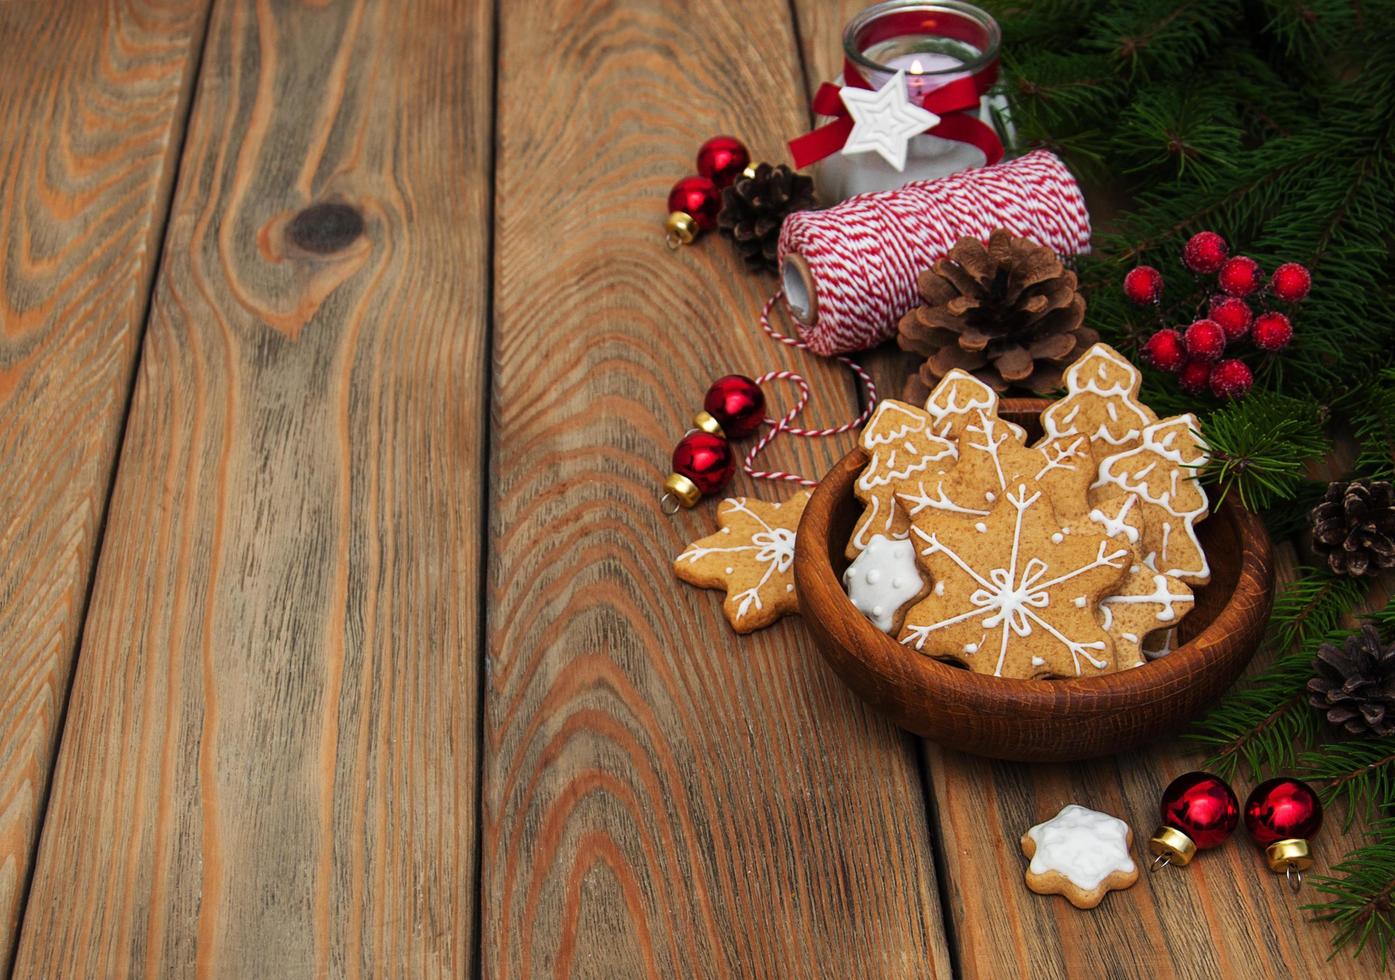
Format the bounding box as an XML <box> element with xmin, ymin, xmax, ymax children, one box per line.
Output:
<box><xmin>814</xmin><ymin>0</ymin><xmax>1007</xmax><ymax>203</ymax></box>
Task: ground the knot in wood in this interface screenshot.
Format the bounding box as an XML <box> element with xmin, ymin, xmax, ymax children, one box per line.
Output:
<box><xmin>287</xmin><ymin>202</ymin><xmax>364</xmax><ymax>254</ymax></box>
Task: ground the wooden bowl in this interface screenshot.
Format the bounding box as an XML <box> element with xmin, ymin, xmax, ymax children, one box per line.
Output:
<box><xmin>794</xmin><ymin>399</ymin><xmax>1274</xmax><ymax>762</ymax></box>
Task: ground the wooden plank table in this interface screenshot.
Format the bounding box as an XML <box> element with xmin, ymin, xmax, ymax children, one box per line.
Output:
<box><xmin>0</xmin><ymin>1</ymin><xmax>1379</xmax><ymax>977</ymax></box>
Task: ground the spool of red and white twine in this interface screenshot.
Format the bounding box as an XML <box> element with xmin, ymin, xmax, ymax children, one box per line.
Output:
<box><xmin>740</xmin><ymin>149</ymin><xmax>1090</xmax><ymax>487</ymax></box>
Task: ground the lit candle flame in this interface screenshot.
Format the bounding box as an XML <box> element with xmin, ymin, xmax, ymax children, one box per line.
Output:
<box><xmin>910</xmin><ymin>58</ymin><xmax>924</xmax><ymax>74</ymax></box>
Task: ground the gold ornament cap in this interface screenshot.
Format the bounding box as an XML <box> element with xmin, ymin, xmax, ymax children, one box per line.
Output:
<box><xmin>740</xmin><ymin>162</ymin><xmax>759</xmax><ymax>180</ymax></box>
<box><xmin>1148</xmin><ymin>826</ymin><xmax>1198</xmax><ymax>867</ymax></box>
<box><xmin>663</xmin><ymin>472</ymin><xmax>702</xmax><ymax>509</ymax></box>
<box><xmin>665</xmin><ymin>211</ymin><xmax>697</xmax><ymax>248</ymax></box>
<box><xmin>1265</xmin><ymin>838</ymin><xmax>1313</xmax><ymax>873</ymax></box>
<box><xmin>693</xmin><ymin>411</ymin><xmax>724</xmax><ymax>437</ymax></box>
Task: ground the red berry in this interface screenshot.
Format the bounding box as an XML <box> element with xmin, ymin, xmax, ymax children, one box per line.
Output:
<box><xmin>1183</xmin><ymin>231</ymin><xmax>1229</xmax><ymax>274</ymax></box>
<box><xmin>1184</xmin><ymin>319</ymin><xmax>1227</xmax><ymax>362</ymax></box>
<box><xmin>1271</xmin><ymin>262</ymin><xmax>1312</xmax><ymax>303</ymax></box>
<box><xmin>1123</xmin><ymin>266</ymin><xmax>1164</xmax><ymax>306</ymax></box>
<box><xmin>1178</xmin><ymin>360</ymin><xmax>1214</xmax><ymax>395</ymax></box>
<box><xmin>1252</xmin><ymin>311</ymin><xmax>1294</xmax><ymax>351</ymax></box>
<box><xmin>1210</xmin><ymin>358</ymin><xmax>1254</xmax><ymax>400</ymax></box>
<box><xmin>1217</xmin><ymin>256</ymin><xmax>1263</xmax><ymax>297</ymax></box>
<box><xmin>1142</xmin><ymin>329</ymin><xmax>1187</xmax><ymax>372</ymax></box>
<box><xmin>1208</xmin><ymin>296</ymin><xmax>1253</xmax><ymax>341</ymax></box>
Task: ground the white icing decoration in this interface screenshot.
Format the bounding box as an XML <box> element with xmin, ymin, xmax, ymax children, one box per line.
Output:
<box><xmin>1031</xmin><ymin>656</ymin><xmax>1046</xmax><ymax>667</ymax></box>
<box><xmin>985</xmin><ymin>491</ymin><xmax>996</xmax><ymax>502</ymax></box>
<box><xmin>1073</xmin><ymin>596</ymin><xmax>1087</xmax><ymax>608</ymax></box>
<box><xmin>965</xmin><ymin>642</ymin><xmax>978</xmax><ymax>653</ymax></box>
<box><xmin>676</xmin><ymin>497</ymin><xmax>796</xmax><ymax>619</ymax></box>
<box><xmin>725</xmin><ymin>566</ymin><xmax>734</xmax><ymax>574</ymax></box>
<box><xmin>1051</xmin><ymin>532</ymin><xmax>1064</xmax><ymax>544</ymax></box>
<box><xmin>1088</xmin><ymin>493</ymin><xmax>1141</xmax><ymax>543</ymax></box>
<box><xmin>896</xmin><ymin>480</ymin><xmax>989</xmax><ymax>518</ymax></box>
<box><xmin>1040</xmin><ymin>345</ymin><xmax>1154</xmax><ymax>447</ymax></box>
<box><xmin>842</xmin><ymin>534</ymin><xmax>925</xmax><ymax>633</ymax></box>
<box><xmin>904</xmin><ymin>484</ymin><xmax>1129</xmax><ymax>676</ymax></box>
<box><xmin>1101</xmin><ymin>573</ymin><xmax>1191</xmax><ymax>623</ymax></box>
<box><xmin>1026</xmin><ymin>804</ymin><xmax>1137</xmax><ymax>891</ymax></box>
<box><xmin>922</xmin><ymin>369</ymin><xmax>1026</xmax><ymax>441</ymax></box>
<box><xmin>974</xmin><ymin>522</ymin><xmax>988</xmax><ymax>533</ymax></box>
<box><xmin>934</xmin><ymin>581</ymin><xmax>945</xmax><ymax>595</ymax></box>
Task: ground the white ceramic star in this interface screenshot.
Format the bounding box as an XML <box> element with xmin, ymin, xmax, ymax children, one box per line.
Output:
<box><xmin>839</xmin><ymin>70</ymin><xmax>940</xmax><ymax>172</ymax></box>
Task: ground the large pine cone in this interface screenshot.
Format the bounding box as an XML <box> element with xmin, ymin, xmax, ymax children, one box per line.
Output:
<box><xmin>1310</xmin><ymin>479</ymin><xmax>1395</xmax><ymax>577</ymax></box>
<box><xmin>1308</xmin><ymin>624</ymin><xmax>1395</xmax><ymax>737</ymax></box>
<box><xmin>897</xmin><ymin>228</ymin><xmax>1095</xmax><ymax>400</ymax></box>
<box><xmin>717</xmin><ymin>163</ymin><xmax>816</xmax><ymax>274</ymax></box>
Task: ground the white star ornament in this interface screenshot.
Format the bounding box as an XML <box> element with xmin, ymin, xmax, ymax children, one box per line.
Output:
<box><xmin>839</xmin><ymin>70</ymin><xmax>940</xmax><ymax>172</ymax></box>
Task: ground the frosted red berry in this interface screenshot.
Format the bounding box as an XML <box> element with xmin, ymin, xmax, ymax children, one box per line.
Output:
<box><xmin>1210</xmin><ymin>359</ymin><xmax>1254</xmax><ymax>400</ymax></box>
<box><xmin>1123</xmin><ymin>265</ymin><xmax>1164</xmax><ymax>306</ymax></box>
<box><xmin>1252</xmin><ymin>311</ymin><xmax>1294</xmax><ymax>352</ymax></box>
<box><xmin>1217</xmin><ymin>256</ymin><xmax>1263</xmax><ymax>297</ymax></box>
<box><xmin>1183</xmin><ymin>231</ymin><xmax>1228</xmax><ymax>274</ymax></box>
<box><xmin>1208</xmin><ymin>296</ymin><xmax>1253</xmax><ymax>341</ymax></box>
<box><xmin>1271</xmin><ymin>262</ymin><xmax>1312</xmax><ymax>303</ymax></box>
<box><xmin>1178</xmin><ymin>360</ymin><xmax>1214</xmax><ymax>395</ymax></box>
<box><xmin>1142</xmin><ymin>329</ymin><xmax>1187</xmax><ymax>372</ymax></box>
<box><xmin>1184</xmin><ymin>319</ymin><xmax>1227</xmax><ymax>362</ymax></box>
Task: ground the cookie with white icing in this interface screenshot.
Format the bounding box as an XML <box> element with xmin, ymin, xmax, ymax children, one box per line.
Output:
<box><xmin>842</xmin><ymin>534</ymin><xmax>927</xmax><ymax>633</ymax></box>
<box><xmin>674</xmin><ymin>492</ymin><xmax>810</xmax><ymax>633</ymax></box>
<box><xmin>848</xmin><ymin>400</ymin><xmax>956</xmax><ymax>559</ymax></box>
<box><xmin>1093</xmin><ymin>414</ymin><xmax>1211</xmax><ymax>585</ymax></box>
<box><xmin>1036</xmin><ymin>342</ymin><xmax>1158</xmax><ymax>470</ymax></box>
<box><xmin>1021</xmin><ymin>804</ymin><xmax>1139</xmax><ymax>909</ymax></box>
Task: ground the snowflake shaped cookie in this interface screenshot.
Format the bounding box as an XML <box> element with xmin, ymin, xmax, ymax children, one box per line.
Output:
<box><xmin>843</xmin><ymin>533</ymin><xmax>926</xmax><ymax>633</ymax></box>
<box><xmin>1093</xmin><ymin>413</ymin><xmax>1211</xmax><ymax>584</ymax></box>
<box><xmin>900</xmin><ymin>481</ymin><xmax>1132</xmax><ymax>678</ymax></box>
<box><xmin>674</xmin><ymin>492</ymin><xmax>810</xmax><ymax>633</ymax></box>
<box><xmin>848</xmin><ymin>400</ymin><xmax>955</xmax><ymax>559</ymax></box>
<box><xmin>1037</xmin><ymin>343</ymin><xmax>1158</xmax><ymax>469</ymax></box>
<box><xmin>1021</xmin><ymin>804</ymin><xmax>1138</xmax><ymax>909</ymax></box>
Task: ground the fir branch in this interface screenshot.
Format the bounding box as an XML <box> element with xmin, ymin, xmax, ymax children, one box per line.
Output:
<box><xmin>1298</xmin><ymin>738</ymin><xmax>1395</xmax><ymax>828</ymax></box>
<box><xmin>1199</xmin><ymin>391</ymin><xmax>1330</xmax><ymax>511</ymax></box>
<box><xmin>1305</xmin><ymin>819</ymin><xmax>1395</xmax><ymax>969</ymax></box>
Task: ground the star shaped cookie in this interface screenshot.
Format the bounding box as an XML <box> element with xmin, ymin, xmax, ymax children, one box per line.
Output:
<box><xmin>1021</xmin><ymin>804</ymin><xmax>1139</xmax><ymax>909</ymax></box>
<box><xmin>674</xmin><ymin>492</ymin><xmax>811</xmax><ymax>633</ymax></box>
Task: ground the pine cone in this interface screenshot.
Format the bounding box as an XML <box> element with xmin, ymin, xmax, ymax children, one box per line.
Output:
<box><xmin>717</xmin><ymin>163</ymin><xmax>816</xmax><ymax>274</ymax></box>
<box><xmin>897</xmin><ymin>228</ymin><xmax>1096</xmax><ymax>400</ymax></box>
<box><xmin>1308</xmin><ymin>624</ymin><xmax>1395</xmax><ymax>737</ymax></box>
<box><xmin>1310</xmin><ymin>479</ymin><xmax>1395</xmax><ymax>577</ymax></box>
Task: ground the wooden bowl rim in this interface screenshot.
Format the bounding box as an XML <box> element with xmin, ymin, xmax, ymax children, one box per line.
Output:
<box><xmin>797</xmin><ymin>441</ymin><xmax>1272</xmax><ymax>703</ymax></box>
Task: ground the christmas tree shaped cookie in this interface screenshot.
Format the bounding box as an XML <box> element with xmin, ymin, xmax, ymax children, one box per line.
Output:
<box><xmin>848</xmin><ymin>400</ymin><xmax>955</xmax><ymax>558</ymax></box>
<box><xmin>1037</xmin><ymin>343</ymin><xmax>1158</xmax><ymax>469</ymax></box>
<box><xmin>675</xmin><ymin>492</ymin><xmax>810</xmax><ymax>633</ymax></box>
<box><xmin>899</xmin><ymin>480</ymin><xmax>1133</xmax><ymax>679</ymax></box>
<box><xmin>1093</xmin><ymin>414</ymin><xmax>1211</xmax><ymax>585</ymax></box>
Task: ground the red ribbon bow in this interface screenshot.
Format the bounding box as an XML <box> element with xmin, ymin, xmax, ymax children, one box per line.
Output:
<box><xmin>788</xmin><ymin>58</ymin><xmax>1004</xmax><ymax>171</ymax></box>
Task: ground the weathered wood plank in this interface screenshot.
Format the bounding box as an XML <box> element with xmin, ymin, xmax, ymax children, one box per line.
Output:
<box><xmin>12</xmin><ymin>0</ymin><xmax>492</xmax><ymax>976</ymax></box>
<box><xmin>0</xmin><ymin>0</ymin><xmax>209</xmax><ymax>971</ymax></box>
<box><xmin>483</xmin><ymin>0</ymin><xmax>951</xmax><ymax>975</ymax></box>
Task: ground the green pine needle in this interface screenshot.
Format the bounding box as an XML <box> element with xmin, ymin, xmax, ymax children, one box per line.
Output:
<box><xmin>1304</xmin><ymin>820</ymin><xmax>1395</xmax><ymax>969</ymax></box>
<box><xmin>1199</xmin><ymin>392</ymin><xmax>1330</xmax><ymax>511</ymax></box>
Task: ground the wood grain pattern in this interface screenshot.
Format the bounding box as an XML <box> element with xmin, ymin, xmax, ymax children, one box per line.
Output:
<box><xmin>11</xmin><ymin>0</ymin><xmax>492</xmax><ymax>975</ymax></box>
<box><xmin>0</xmin><ymin>0</ymin><xmax>209</xmax><ymax>971</ymax></box>
<box><xmin>796</xmin><ymin>436</ymin><xmax>1274</xmax><ymax>762</ymax></box>
<box><xmin>483</xmin><ymin>0</ymin><xmax>951</xmax><ymax>975</ymax></box>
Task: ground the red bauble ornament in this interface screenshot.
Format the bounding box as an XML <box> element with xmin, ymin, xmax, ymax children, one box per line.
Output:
<box><xmin>1149</xmin><ymin>771</ymin><xmax>1240</xmax><ymax>869</ymax></box>
<box><xmin>1142</xmin><ymin>328</ymin><xmax>1187</xmax><ymax>372</ymax></box>
<box><xmin>699</xmin><ymin>374</ymin><xmax>766</xmax><ymax>439</ymax></box>
<box><xmin>695</xmin><ymin>135</ymin><xmax>751</xmax><ymax>189</ymax></box>
<box><xmin>1252</xmin><ymin>311</ymin><xmax>1294</xmax><ymax>352</ymax></box>
<box><xmin>1217</xmin><ymin>256</ymin><xmax>1263</xmax><ymax>297</ymax></box>
<box><xmin>1210</xmin><ymin>358</ymin><xmax>1254</xmax><ymax>400</ymax></box>
<box><xmin>1184</xmin><ymin>319</ymin><xmax>1227</xmax><ymax>362</ymax></box>
<box><xmin>1123</xmin><ymin>265</ymin><xmax>1165</xmax><ymax>306</ymax></box>
<box><xmin>665</xmin><ymin>175</ymin><xmax>722</xmax><ymax>246</ymax></box>
<box><xmin>1209</xmin><ymin>296</ymin><xmax>1253</xmax><ymax>341</ymax></box>
<box><xmin>1271</xmin><ymin>262</ymin><xmax>1312</xmax><ymax>303</ymax></box>
<box><xmin>1178</xmin><ymin>359</ymin><xmax>1214</xmax><ymax>395</ymax></box>
<box><xmin>1182</xmin><ymin>231</ymin><xmax>1229</xmax><ymax>274</ymax></box>
<box><xmin>664</xmin><ymin>431</ymin><xmax>735</xmax><ymax>510</ymax></box>
<box><xmin>1244</xmin><ymin>778</ymin><xmax>1323</xmax><ymax>890</ymax></box>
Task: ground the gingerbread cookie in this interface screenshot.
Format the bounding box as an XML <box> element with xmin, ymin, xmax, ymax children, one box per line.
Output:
<box><xmin>1088</xmin><ymin>491</ymin><xmax>1194</xmax><ymax>669</ymax></box>
<box><xmin>848</xmin><ymin>400</ymin><xmax>955</xmax><ymax>559</ymax></box>
<box><xmin>1037</xmin><ymin>343</ymin><xmax>1158</xmax><ymax>469</ymax></box>
<box><xmin>674</xmin><ymin>491</ymin><xmax>810</xmax><ymax>633</ymax></box>
<box><xmin>921</xmin><ymin>368</ymin><xmax>1026</xmax><ymax>442</ymax></box>
<box><xmin>1021</xmin><ymin>804</ymin><xmax>1139</xmax><ymax>909</ymax></box>
<box><xmin>843</xmin><ymin>533</ymin><xmax>927</xmax><ymax>633</ymax></box>
<box><xmin>899</xmin><ymin>480</ymin><xmax>1132</xmax><ymax>679</ymax></box>
<box><xmin>1093</xmin><ymin>414</ymin><xmax>1211</xmax><ymax>584</ymax></box>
